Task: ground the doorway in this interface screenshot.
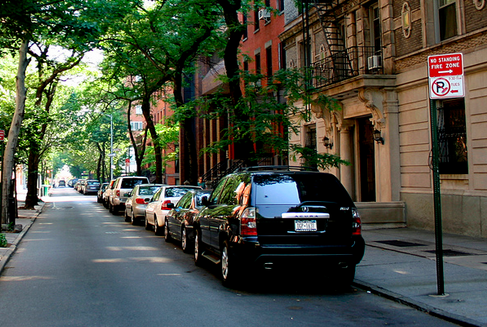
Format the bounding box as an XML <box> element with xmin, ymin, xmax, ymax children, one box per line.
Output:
<box><xmin>358</xmin><ymin>118</ymin><xmax>376</xmax><ymax>202</ymax></box>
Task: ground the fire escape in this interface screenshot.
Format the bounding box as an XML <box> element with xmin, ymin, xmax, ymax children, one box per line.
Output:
<box><xmin>305</xmin><ymin>0</ymin><xmax>384</xmax><ymax>88</ymax></box>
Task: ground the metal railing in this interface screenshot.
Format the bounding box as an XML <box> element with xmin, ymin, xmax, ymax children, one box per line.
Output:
<box><xmin>311</xmin><ymin>46</ymin><xmax>384</xmax><ymax>88</ymax></box>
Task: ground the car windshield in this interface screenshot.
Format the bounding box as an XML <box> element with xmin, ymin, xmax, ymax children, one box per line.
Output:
<box><xmin>121</xmin><ymin>178</ymin><xmax>147</xmax><ymax>188</ymax></box>
<box><xmin>139</xmin><ymin>186</ymin><xmax>160</xmax><ymax>196</ymax></box>
<box><xmin>87</xmin><ymin>180</ymin><xmax>100</xmax><ymax>185</ymax></box>
<box><xmin>165</xmin><ymin>187</ymin><xmax>197</xmax><ymax>198</ymax></box>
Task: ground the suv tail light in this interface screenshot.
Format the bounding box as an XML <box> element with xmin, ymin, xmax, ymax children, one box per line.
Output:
<box><xmin>135</xmin><ymin>198</ymin><xmax>146</xmax><ymax>205</ymax></box>
<box><xmin>116</xmin><ymin>190</ymin><xmax>121</xmax><ymax>197</ymax></box>
<box><xmin>161</xmin><ymin>200</ymin><xmax>172</xmax><ymax>210</ymax></box>
<box><xmin>240</xmin><ymin>207</ymin><xmax>257</xmax><ymax>236</ymax></box>
<box><xmin>351</xmin><ymin>208</ymin><xmax>362</xmax><ymax>236</ymax></box>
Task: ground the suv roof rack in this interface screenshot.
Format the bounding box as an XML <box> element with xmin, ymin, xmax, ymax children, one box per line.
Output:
<box><xmin>236</xmin><ymin>165</ymin><xmax>319</xmax><ymax>172</ymax></box>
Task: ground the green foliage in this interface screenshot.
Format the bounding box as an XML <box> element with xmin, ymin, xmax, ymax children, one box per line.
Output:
<box><xmin>141</xmin><ymin>122</ymin><xmax>179</xmax><ymax>171</ymax></box>
<box><xmin>180</xmin><ymin>67</ymin><xmax>342</xmax><ymax>164</ymax></box>
<box><xmin>0</xmin><ymin>233</ymin><xmax>7</xmax><ymax>247</ymax></box>
<box><xmin>290</xmin><ymin>144</ymin><xmax>350</xmax><ymax>170</ymax></box>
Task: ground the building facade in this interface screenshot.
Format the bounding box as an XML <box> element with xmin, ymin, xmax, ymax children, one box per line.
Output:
<box><xmin>279</xmin><ymin>0</ymin><xmax>487</xmax><ymax>237</ymax></box>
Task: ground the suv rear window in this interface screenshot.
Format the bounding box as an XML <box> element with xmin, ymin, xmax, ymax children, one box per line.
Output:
<box><xmin>253</xmin><ymin>173</ymin><xmax>353</xmax><ymax>206</ymax></box>
<box><xmin>121</xmin><ymin>178</ymin><xmax>148</xmax><ymax>188</ymax></box>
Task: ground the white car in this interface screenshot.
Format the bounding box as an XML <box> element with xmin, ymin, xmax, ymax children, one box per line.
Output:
<box><xmin>145</xmin><ymin>185</ymin><xmax>202</xmax><ymax>235</ymax></box>
<box><xmin>109</xmin><ymin>176</ymin><xmax>150</xmax><ymax>214</ymax></box>
<box><xmin>124</xmin><ymin>184</ymin><xmax>163</xmax><ymax>224</ymax></box>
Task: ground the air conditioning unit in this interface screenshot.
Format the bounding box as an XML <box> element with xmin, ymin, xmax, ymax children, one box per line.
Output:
<box><xmin>367</xmin><ymin>55</ymin><xmax>382</xmax><ymax>70</ymax></box>
<box><xmin>258</xmin><ymin>9</ymin><xmax>271</xmax><ymax>20</ymax></box>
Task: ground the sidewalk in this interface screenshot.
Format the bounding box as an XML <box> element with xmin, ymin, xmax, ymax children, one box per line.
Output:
<box><xmin>1</xmin><ymin>192</ymin><xmax>487</xmax><ymax>326</ymax></box>
<box><xmin>0</xmin><ymin>191</ymin><xmax>46</xmax><ymax>274</ymax></box>
<box><xmin>355</xmin><ymin>227</ymin><xmax>487</xmax><ymax>327</ymax></box>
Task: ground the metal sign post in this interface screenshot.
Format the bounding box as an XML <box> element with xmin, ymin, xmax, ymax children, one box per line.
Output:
<box><xmin>427</xmin><ymin>53</ymin><xmax>465</xmax><ymax>296</ymax></box>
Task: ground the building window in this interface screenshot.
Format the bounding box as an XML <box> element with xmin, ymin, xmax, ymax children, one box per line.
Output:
<box><xmin>242</xmin><ymin>15</ymin><xmax>248</xmax><ymax>40</ymax></box>
<box><xmin>370</xmin><ymin>3</ymin><xmax>381</xmax><ymax>53</ymax></box>
<box><xmin>437</xmin><ymin>99</ymin><xmax>468</xmax><ymax>174</ymax></box>
<box><xmin>135</xmin><ymin>105</ymin><xmax>142</xmax><ymax>115</ymax></box>
<box><xmin>438</xmin><ymin>0</ymin><xmax>457</xmax><ymax>40</ymax></box>
<box><xmin>266</xmin><ymin>46</ymin><xmax>273</xmax><ymax>80</ymax></box>
<box><xmin>279</xmin><ymin>42</ymin><xmax>286</xmax><ymax>70</ymax></box>
<box><xmin>278</xmin><ymin>0</ymin><xmax>285</xmax><ymax>12</ymax></box>
<box><xmin>255</xmin><ymin>53</ymin><xmax>261</xmax><ymax>75</ymax></box>
<box><xmin>305</xmin><ymin>124</ymin><xmax>317</xmax><ymax>169</ymax></box>
<box><xmin>254</xmin><ymin>10</ymin><xmax>260</xmax><ymax>32</ymax></box>
<box><xmin>130</xmin><ymin>121</ymin><xmax>143</xmax><ymax>131</ymax></box>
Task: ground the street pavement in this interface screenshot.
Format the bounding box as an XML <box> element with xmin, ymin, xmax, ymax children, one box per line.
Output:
<box><xmin>1</xmin><ymin>190</ymin><xmax>486</xmax><ymax>326</ymax></box>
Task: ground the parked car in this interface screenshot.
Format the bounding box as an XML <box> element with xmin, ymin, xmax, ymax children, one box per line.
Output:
<box><xmin>82</xmin><ymin>180</ymin><xmax>101</xmax><ymax>195</ymax></box>
<box><xmin>124</xmin><ymin>184</ymin><xmax>163</xmax><ymax>224</ymax></box>
<box><xmin>58</xmin><ymin>180</ymin><xmax>66</xmax><ymax>187</ymax></box>
<box><xmin>164</xmin><ymin>189</ymin><xmax>211</xmax><ymax>253</ymax></box>
<box><xmin>108</xmin><ymin>176</ymin><xmax>150</xmax><ymax>214</ymax></box>
<box><xmin>145</xmin><ymin>185</ymin><xmax>202</xmax><ymax>235</ymax></box>
<box><xmin>77</xmin><ymin>179</ymin><xmax>87</xmax><ymax>192</ymax></box>
<box><xmin>97</xmin><ymin>183</ymin><xmax>109</xmax><ymax>203</ymax></box>
<box><xmin>68</xmin><ymin>178</ymin><xmax>78</xmax><ymax>188</ymax></box>
<box><xmin>192</xmin><ymin>166</ymin><xmax>365</xmax><ymax>287</ymax></box>
<box><xmin>103</xmin><ymin>180</ymin><xmax>116</xmax><ymax>208</ymax></box>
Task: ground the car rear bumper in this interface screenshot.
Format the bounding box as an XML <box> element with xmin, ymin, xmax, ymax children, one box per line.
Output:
<box><xmin>230</xmin><ymin>236</ymin><xmax>365</xmax><ymax>269</ymax></box>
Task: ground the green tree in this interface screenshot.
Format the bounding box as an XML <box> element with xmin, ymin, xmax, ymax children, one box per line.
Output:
<box><xmin>0</xmin><ymin>0</ymin><xmax>102</xmax><ymax>218</ymax></box>
<box><xmin>96</xmin><ymin>0</ymin><xmax>222</xmax><ymax>184</ymax></box>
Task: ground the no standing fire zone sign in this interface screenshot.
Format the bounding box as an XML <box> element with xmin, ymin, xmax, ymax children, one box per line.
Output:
<box><xmin>428</xmin><ymin>53</ymin><xmax>465</xmax><ymax>99</ymax></box>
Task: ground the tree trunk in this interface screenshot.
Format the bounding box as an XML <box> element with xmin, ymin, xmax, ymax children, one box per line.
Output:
<box><xmin>24</xmin><ymin>143</ymin><xmax>41</xmax><ymax>209</ymax></box>
<box><xmin>2</xmin><ymin>40</ymin><xmax>30</xmax><ymax>225</ymax></box>
<box><xmin>217</xmin><ymin>0</ymin><xmax>254</xmax><ymax>161</ymax></box>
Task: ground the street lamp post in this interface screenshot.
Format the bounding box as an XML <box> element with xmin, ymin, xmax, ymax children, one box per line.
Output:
<box><xmin>110</xmin><ymin>114</ymin><xmax>114</xmax><ymax>181</ymax></box>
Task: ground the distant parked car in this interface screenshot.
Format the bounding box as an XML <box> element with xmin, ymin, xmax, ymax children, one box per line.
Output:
<box><xmin>58</xmin><ymin>180</ymin><xmax>66</xmax><ymax>187</ymax></box>
<box><xmin>145</xmin><ymin>185</ymin><xmax>202</xmax><ymax>235</ymax></box>
<box><xmin>97</xmin><ymin>183</ymin><xmax>109</xmax><ymax>203</ymax></box>
<box><xmin>108</xmin><ymin>176</ymin><xmax>150</xmax><ymax>214</ymax></box>
<box><xmin>103</xmin><ymin>180</ymin><xmax>116</xmax><ymax>208</ymax></box>
<box><xmin>68</xmin><ymin>179</ymin><xmax>78</xmax><ymax>188</ymax></box>
<box><xmin>77</xmin><ymin>179</ymin><xmax>87</xmax><ymax>192</ymax></box>
<box><xmin>124</xmin><ymin>184</ymin><xmax>164</xmax><ymax>224</ymax></box>
<box><xmin>82</xmin><ymin>180</ymin><xmax>101</xmax><ymax>195</ymax></box>
<box><xmin>164</xmin><ymin>189</ymin><xmax>211</xmax><ymax>253</ymax></box>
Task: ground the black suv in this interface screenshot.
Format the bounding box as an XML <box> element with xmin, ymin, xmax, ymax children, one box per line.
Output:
<box><xmin>193</xmin><ymin>167</ymin><xmax>365</xmax><ymax>287</ymax></box>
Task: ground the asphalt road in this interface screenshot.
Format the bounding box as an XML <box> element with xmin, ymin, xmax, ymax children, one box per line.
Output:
<box><xmin>0</xmin><ymin>187</ymin><xmax>459</xmax><ymax>326</ymax></box>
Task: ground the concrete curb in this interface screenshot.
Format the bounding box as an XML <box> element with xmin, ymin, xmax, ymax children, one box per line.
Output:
<box><xmin>353</xmin><ymin>279</ymin><xmax>482</xmax><ymax>327</ymax></box>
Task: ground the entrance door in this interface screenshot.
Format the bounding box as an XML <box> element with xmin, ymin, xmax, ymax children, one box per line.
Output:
<box><xmin>358</xmin><ymin>118</ymin><xmax>376</xmax><ymax>202</ymax></box>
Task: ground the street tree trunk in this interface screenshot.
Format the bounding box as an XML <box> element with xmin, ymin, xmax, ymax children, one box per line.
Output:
<box><xmin>2</xmin><ymin>40</ymin><xmax>30</xmax><ymax>225</ymax></box>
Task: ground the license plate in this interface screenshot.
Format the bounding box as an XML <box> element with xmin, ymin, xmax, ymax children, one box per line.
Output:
<box><xmin>295</xmin><ymin>220</ymin><xmax>317</xmax><ymax>232</ymax></box>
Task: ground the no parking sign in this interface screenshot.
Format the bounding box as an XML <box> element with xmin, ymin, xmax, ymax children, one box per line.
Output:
<box><xmin>428</xmin><ymin>53</ymin><xmax>465</xmax><ymax>99</ymax></box>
